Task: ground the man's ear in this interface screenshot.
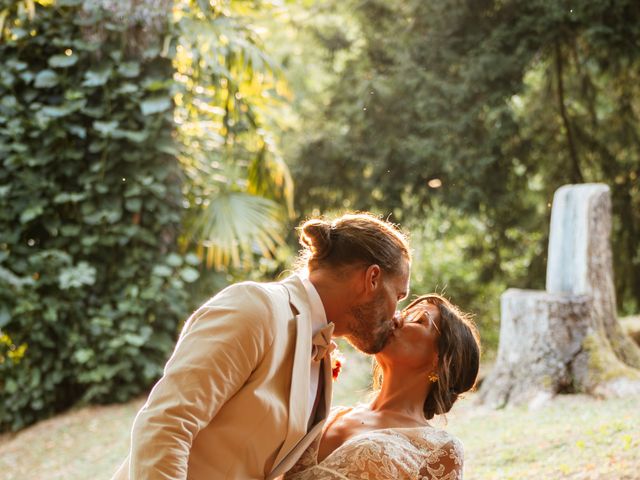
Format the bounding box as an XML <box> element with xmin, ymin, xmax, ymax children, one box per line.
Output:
<box><xmin>364</xmin><ymin>264</ymin><xmax>382</xmax><ymax>293</ymax></box>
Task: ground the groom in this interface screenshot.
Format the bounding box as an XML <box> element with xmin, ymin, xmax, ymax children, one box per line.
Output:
<box><xmin>112</xmin><ymin>212</ymin><xmax>411</xmax><ymax>480</ymax></box>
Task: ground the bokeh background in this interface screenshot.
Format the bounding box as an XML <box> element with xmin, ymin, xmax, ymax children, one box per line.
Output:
<box><xmin>1</xmin><ymin>0</ymin><xmax>639</xmax><ymax>478</ymax></box>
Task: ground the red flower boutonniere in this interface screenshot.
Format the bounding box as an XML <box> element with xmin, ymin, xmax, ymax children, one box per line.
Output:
<box><xmin>330</xmin><ymin>345</ymin><xmax>345</xmax><ymax>381</ymax></box>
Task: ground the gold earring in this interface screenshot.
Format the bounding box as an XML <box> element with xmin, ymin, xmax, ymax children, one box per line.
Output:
<box><xmin>428</xmin><ymin>372</ymin><xmax>439</xmax><ymax>383</ymax></box>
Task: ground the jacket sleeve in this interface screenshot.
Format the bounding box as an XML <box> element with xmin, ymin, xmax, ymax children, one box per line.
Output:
<box><xmin>127</xmin><ymin>282</ymin><xmax>276</xmax><ymax>479</ymax></box>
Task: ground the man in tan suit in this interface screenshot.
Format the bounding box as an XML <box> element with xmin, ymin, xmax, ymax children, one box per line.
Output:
<box><xmin>112</xmin><ymin>213</ymin><xmax>411</xmax><ymax>479</ymax></box>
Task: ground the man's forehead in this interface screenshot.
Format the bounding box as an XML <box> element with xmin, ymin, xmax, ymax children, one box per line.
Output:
<box><xmin>398</xmin><ymin>257</ymin><xmax>411</xmax><ymax>276</ymax></box>
<box><xmin>396</xmin><ymin>261</ymin><xmax>411</xmax><ymax>296</ymax></box>
<box><xmin>401</xmin><ymin>260</ymin><xmax>411</xmax><ymax>283</ymax></box>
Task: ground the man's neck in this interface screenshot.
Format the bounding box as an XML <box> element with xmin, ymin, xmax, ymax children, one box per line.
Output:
<box><xmin>307</xmin><ymin>269</ymin><xmax>354</xmax><ymax>336</ymax></box>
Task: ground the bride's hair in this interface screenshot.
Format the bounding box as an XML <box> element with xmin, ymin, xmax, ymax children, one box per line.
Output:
<box><xmin>295</xmin><ymin>212</ymin><xmax>410</xmax><ymax>275</ymax></box>
<box><xmin>373</xmin><ymin>294</ymin><xmax>481</xmax><ymax>419</ymax></box>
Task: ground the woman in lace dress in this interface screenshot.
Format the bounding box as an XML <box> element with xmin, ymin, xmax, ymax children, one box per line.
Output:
<box><xmin>285</xmin><ymin>294</ymin><xmax>480</xmax><ymax>480</ymax></box>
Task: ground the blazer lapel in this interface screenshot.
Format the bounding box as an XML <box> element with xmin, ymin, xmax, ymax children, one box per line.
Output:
<box><xmin>269</xmin><ymin>275</ymin><xmax>313</xmax><ymax>474</ymax></box>
<box><xmin>267</xmin><ymin>356</ymin><xmax>334</xmax><ymax>479</ymax></box>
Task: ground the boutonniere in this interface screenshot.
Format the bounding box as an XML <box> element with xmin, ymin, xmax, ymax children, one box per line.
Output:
<box><xmin>330</xmin><ymin>343</ymin><xmax>345</xmax><ymax>381</ymax></box>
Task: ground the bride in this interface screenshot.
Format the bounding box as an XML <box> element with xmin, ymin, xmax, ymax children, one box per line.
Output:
<box><xmin>284</xmin><ymin>294</ymin><xmax>481</xmax><ymax>480</ymax></box>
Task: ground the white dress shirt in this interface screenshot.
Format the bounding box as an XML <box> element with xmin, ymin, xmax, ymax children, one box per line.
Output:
<box><xmin>300</xmin><ymin>275</ymin><xmax>329</xmax><ymax>421</ymax></box>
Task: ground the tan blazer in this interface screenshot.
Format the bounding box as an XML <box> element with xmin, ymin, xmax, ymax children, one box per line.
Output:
<box><xmin>112</xmin><ymin>275</ymin><xmax>333</xmax><ymax>480</ymax></box>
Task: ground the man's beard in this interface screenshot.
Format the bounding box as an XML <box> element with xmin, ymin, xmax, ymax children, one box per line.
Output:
<box><xmin>347</xmin><ymin>295</ymin><xmax>394</xmax><ymax>354</ymax></box>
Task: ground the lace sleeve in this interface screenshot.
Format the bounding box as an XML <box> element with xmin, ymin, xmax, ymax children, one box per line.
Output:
<box><xmin>285</xmin><ymin>427</ymin><xmax>464</xmax><ymax>480</ymax></box>
<box><xmin>418</xmin><ymin>438</ymin><xmax>464</xmax><ymax>480</ymax></box>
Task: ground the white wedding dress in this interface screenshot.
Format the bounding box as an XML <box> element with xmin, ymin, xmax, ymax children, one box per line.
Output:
<box><xmin>284</xmin><ymin>407</ymin><xmax>464</xmax><ymax>480</ymax></box>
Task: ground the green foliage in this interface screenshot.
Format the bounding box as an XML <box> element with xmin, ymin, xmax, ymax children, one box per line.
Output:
<box><xmin>0</xmin><ymin>0</ymin><xmax>195</xmax><ymax>431</ymax></box>
<box><xmin>286</xmin><ymin>0</ymin><xmax>640</xmax><ymax>338</ymax></box>
<box><xmin>510</xmin><ymin>1</ymin><xmax>640</xmax><ymax>313</ymax></box>
<box><xmin>175</xmin><ymin>0</ymin><xmax>294</xmax><ymax>270</ymax></box>
<box><xmin>0</xmin><ymin>0</ymin><xmax>298</xmax><ymax>432</ymax></box>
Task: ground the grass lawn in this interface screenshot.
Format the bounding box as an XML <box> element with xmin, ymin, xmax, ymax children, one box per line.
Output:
<box><xmin>0</xmin><ymin>399</ymin><xmax>144</xmax><ymax>480</ymax></box>
<box><xmin>1</xmin><ymin>391</ymin><xmax>638</xmax><ymax>480</ymax></box>
<box><xmin>446</xmin><ymin>394</ymin><xmax>640</xmax><ymax>480</ymax></box>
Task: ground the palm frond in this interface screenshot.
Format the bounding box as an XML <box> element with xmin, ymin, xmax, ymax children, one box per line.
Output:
<box><xmin>248</xmin><ymin>147</ymin><xmax>295</xmax><ymax>218</ymax></box>
<box><xmin>185</xmin><ymin>190</ymin><xmax>286</xmax><ymax>270</ymax></box>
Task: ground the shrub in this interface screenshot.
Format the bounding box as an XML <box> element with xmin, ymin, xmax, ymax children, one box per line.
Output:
<box><xmin>0</xmin><ymin>0</ymin><xmax>196</xmax><ymax>431</ymax></box>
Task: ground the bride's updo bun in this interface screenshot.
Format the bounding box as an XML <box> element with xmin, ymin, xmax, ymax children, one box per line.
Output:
<box><xmin>296</xmin><ymin>213</ymin><xmax>410</xmax><ymax>274</ymax></box>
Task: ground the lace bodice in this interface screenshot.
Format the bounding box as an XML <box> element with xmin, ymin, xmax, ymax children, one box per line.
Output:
<box><xmin>284</xmin><ymin>407</ymin><xmax>464</xmax><ymax>480</ymax></box>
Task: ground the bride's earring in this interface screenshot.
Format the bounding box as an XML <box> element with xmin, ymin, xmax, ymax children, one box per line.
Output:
<box><xmin>428</xmin><ymin>372</ymin><xmax>439</xmax><ymax>383</ymax></box>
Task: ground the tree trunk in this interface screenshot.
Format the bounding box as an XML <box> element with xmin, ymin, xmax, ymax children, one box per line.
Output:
<box><xmin>479</xmin><ymin>184</ymin><xmax>640</xmax><ymax>407</ymax></box>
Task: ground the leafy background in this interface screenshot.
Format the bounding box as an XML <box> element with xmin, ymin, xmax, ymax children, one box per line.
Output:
<box><xmin>0</xmin><ymin>0</ymin><xmax>192</xmax><ymax>431</ymax></box>
<box><xmin>0</xmin><ymin>0</ymin><xmax>291</xmax><ymax>431</ymax></box>
<box><xmin>1</xmin><ymin>0</ymin><xmax>640</xmax><ymax>437</ymax></box>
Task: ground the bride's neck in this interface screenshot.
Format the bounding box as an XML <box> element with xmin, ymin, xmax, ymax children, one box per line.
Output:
<box><xmin>369</xmin><ymin>369</ymin><xmax>430</xmax><ymax>422</ymax></box>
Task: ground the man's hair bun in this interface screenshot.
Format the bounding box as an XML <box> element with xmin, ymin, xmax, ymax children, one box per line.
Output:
<box><xmin>299</xmin><ymin>219</ymin><xmax>332</xmax><ymax>260</ymax></box>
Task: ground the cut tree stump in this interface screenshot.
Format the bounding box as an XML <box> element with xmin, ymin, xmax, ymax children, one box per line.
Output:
<box><xmin>479</xmin><ymin>184</ymin><xmax>640</xmax><ymax>408</ymax></box>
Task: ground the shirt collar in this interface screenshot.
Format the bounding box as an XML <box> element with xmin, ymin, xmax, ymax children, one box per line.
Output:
<box><xmin>299</xmin><ymin>273</ymin><xmax>328</xmax><ymax>334</ymax></box>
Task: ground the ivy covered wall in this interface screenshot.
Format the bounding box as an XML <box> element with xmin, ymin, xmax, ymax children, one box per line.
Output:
<box><xmin>0</xmin><ymin>0</ymin><xmax>198</xmax><ymax>431</ymax></box>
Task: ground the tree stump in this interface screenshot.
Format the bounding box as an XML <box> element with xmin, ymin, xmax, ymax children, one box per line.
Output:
<box><xmin>479</xmin><ymin>184</ymin><xmax>640</xmax><ymax>407</ymax></box>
